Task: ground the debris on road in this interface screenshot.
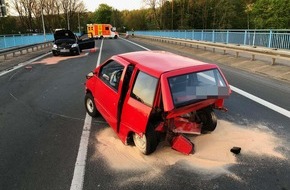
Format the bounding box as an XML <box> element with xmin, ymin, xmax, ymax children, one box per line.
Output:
<box><xmin>231</xmin><ymin>147</ymin><xmax>241</xmax><ymax>154</ymax></box>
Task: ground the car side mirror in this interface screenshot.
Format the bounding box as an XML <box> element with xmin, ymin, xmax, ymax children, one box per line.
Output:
<box><xmin>86</xmin><ymin>72</ymin><xmax>94</xmax><ymax>79</ymax></box>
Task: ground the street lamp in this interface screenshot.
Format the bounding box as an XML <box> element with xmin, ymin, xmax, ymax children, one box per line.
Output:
<box><xmin>78</xmin><ymin>12</ymin><xmax>81</xmax><ymax>34</ymax></box>
<box><xmin>0</xmin><ymin>0</ymin><xmax>7</xmax><ymax>17</ymax></box>
<box><xmin>41</xmin><ymin>4</ymin><xmax>46</xmax><ymax>41</ymax></box>
<box><xmin>171</xmin><ymin>0</ymin><xmax>174</xmax><ymax>30</ymax></box>
<box><xmin>67</xmin><ymin>9</ymin><xmax>70</xmax><ymax>30</ymax></box>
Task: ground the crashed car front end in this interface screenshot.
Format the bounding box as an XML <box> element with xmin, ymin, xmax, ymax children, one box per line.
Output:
<box><xmin>52</xmin><ymin>39</ymin><xmax>79</xmax><ymax>56</ymax></box>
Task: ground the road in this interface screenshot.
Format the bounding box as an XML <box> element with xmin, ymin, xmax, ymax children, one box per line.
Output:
<box><xmin>0</xmin><ymin>37</ymin><xmax>289</xmax><ymax>190</ymax></box>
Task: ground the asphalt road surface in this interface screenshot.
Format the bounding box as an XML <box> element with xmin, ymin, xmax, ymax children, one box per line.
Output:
<box><xmin>0</xmin><ymin>37</ymin><xmax>289</xmax><ymax>190</ymax></box>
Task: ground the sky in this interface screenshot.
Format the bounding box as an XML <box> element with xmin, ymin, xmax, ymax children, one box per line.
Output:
<box><xmin>82</xmin><ymin>0</ymin><xmax>146</xmax><ymax>12</ymax></box>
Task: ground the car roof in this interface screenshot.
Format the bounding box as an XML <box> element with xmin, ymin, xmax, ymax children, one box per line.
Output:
<box><xmin>116</xmin><ymin>51</ymin><xmax>216</xmax><ymax>77</ymax></box>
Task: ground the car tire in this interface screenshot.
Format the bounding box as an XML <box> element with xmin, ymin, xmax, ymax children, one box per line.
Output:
<box><xmin>85</xmin><ymin>93</ymin><xmax>98</xmax><ymax>117</ymax></box>
<box><xmin>52</xmin><ymin>51</ymin><xmax>59</xmax><ymax>56</ymax></box>
<box><xmin>198</xmin><ymin>108</ymin><xmax>217</xmax><ymax>134</ymax></box>
<box><xmin>133</xmin><ymin>124</ymin><xmax>158</xmax><ymax>155</ymax></box>
<box><xmin>75</xmin><ymin>47</ymin><xmax>80</xmax><ymax>55</ymax></box>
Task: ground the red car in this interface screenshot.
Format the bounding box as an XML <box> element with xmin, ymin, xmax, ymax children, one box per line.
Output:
<box><xmin>85</xmin><ymin>51</ymin><xmax>231</xmax><ymax>155</ymax></box>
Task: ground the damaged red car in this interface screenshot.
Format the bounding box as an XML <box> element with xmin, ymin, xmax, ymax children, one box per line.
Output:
<box><xmin>85</xmin><ymin>51</ymin><xmax>231</xmax><ymax>155</ymax></box>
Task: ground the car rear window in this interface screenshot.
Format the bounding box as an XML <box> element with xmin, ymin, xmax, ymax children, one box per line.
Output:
<box><xmin>168</xmin><ymin>69</ymin><xmax>229</xmax><ymax>107</ymax></box>
<box><xmin>131</xmin><ymin>71</ymin><xmax>158</xmax><ymax>107</ymax></box>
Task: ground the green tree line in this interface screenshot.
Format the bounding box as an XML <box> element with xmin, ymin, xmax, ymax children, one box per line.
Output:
<box><xmin>1</xmin><ymin>0</ymin><xmax>290</xmax><ymax>35</ymax></box>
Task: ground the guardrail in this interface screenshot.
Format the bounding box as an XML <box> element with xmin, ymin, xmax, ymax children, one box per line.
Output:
<box><xmin>135</xmin><ymin>35</ymin><xmax>290</xmax><ymax>66</ymax></box>
<box><xmin>0</xmin><ymin>41</ymin><xmax>52</xmax><ymax>60</ymax></box>
<box><xmin>134</xmin><ymin>29</ymin><xmax>290</xmax><ymax>50</ymax></box>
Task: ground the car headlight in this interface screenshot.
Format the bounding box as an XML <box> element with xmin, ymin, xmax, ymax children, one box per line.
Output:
<box><xmin>71</xmin><ymin>43</ymin><xmax>78</xmax><ymax>48</ymax></box>
<box><xmin>53</xmin><ymin>44</ymin><xmax>57</xmax><ymax>48</ymax></box>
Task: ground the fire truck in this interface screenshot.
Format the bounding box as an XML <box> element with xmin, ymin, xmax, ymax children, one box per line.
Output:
<box><xmin>87</xmin><ymin>24</ymin><xmax>119</xmax><ymax>39</ymax></box>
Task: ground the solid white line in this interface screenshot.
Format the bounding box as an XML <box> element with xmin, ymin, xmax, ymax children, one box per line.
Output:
<box><xmin>124</xmin><ymin>38</ymin><xmax>290</xmax><ymax>118</ymax></box>
<box><xmin>70</xmin><ymin>39</ymin><xmax>104</xmax><ymax>190</ymax></box>
<box><xmin>120</xmin><ymin>37</ymin><xmax>151</xmax><ymax>51</ymax></box>
<box><xmin>0</xmin><ymin>52</ymin><xmax>51</xmax><ymax>77</ymax></box>
<box><xmin>70</xmin><ymin>114</ymin><xmax>92</xmax><ymax>190</ymax></box>
<box><xmin>230</xmin><ymin>85</ymin><xmax>290</xmax><ymax>118</ymax></box>
<box><xmin>96</xmin><ymin>39</ymin><xmax>104</xmax><ymax>67</ymax></box>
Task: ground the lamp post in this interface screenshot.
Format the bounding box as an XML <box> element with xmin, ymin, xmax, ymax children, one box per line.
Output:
<box><xmin>0</xmin><ymin>0</ymin><xmax>7</xmax><ymax>17</ymax></box>
<box><xmin>41</xmin><ymin>4</ymin><xmax>46</xmax><ymax>41</ymax></box>
<box><xmin>67</xmin><ymin>9</ymin><xmax>70</xmax><ymax>30</ymax></box>
<box><xmin>171</xmin><ymin>0</ymin><xmax>174</xmax><ymax>30</ymax></box>
<box><xmin>78</xmin><ymin>12</ymin><xmax>80</xmax><ymax>34</ymax></box>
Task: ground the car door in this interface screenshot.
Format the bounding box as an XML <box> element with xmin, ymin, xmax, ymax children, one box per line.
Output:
<box><xmin>93</xmin><ymin>59</ymin><xmax>127</xmax><ymax>132</ymax></box>
<box><xmin>78</xmin><ymin>33</ymin><xmax>95</xmax><ymax>50</ymax></box>
<box><xmin>120</xmin><ymin>70</ymin><xmax>158</xmax><ymax>135</ymax></box>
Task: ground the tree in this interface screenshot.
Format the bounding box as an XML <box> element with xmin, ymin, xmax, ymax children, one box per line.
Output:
<box><xmin>10</xmin><ymin>0</ymin><xmax>85</xmax><ymax>33</ymax></box>
<box><xmin>252</xmin><ymin>0</ymin><xmax>290</xmax><ymax>29</ymax></box>
<box><xmin>143</xmin><ymin>0</ymin><xmax>162</xmax><ymax>29</ymax></box>
<box><xmin>12</xmin><ymin>0</ymin><xmax>36</xmax><ymax>32</ymax></box>
<box><xmin>122</xmin><ymin>9</ymin><xmax>148</xmax><ymax>31</ymax></box>
<box><xmin>0</xmin><ymin>16</ymin><xmax>18</xmax><ymax>34</ymax></box>
<box><xmin>94</xmin><ymin>4</ymin><xmax>113</xmax><ymax>23</ymax></box>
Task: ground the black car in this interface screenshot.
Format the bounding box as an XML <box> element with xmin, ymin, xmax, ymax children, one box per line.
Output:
<box><xmin>52</xmin><ymin>29</ymin><xmax>95</xmax><ymax>56</ymax></box>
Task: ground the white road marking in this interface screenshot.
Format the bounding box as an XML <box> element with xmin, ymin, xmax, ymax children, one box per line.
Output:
<box><xmin>70</xmin><ymin>39</ymin><xmax>104</xmax><ymax>190</ymax></box>
<box><xmin>70</xmin><ymin>114</ymin><xmax>92</xmax><ymax>190</ymax></box>
<box><xmin>123</xmin><ymin>38</ymin><xmax>290</xmax><ymax>118</ymax></box>
<box><xmin>96</xmin><ymin>39</ymin><xmax>104</xmax><ymax>67</ymax></box>
<box><xmin>230</xmin><ymin>85</ymin><xmax>290</xmax><ymax>118</ymax></box>
<box><xmin>121</xmin><ymin>37</ymin><xmax>151</xmax><ymax>51</ymax></box>
<box><xmin>0</xmin><ymin>52</ymin><xmax>51</xmax><ymax>77</ymax></box>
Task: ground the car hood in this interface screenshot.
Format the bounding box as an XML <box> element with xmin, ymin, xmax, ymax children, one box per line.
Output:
<box><xmin>54</xmin><ymin>38</ymin><xmax>76</xmax><ymax>45</ymax></box>
<box><xmin>54</xmin><ymin>30</ymin><xmax>76</xmax><ymax>41</ymax></box>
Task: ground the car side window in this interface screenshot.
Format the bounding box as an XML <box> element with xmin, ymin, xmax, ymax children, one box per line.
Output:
<box><xmin>99</xmin><ymin>61</ymin><xmax>124</xmax><ymax>91</ymax></box>
<box><xmin>131</xmin><ymin>71</ymin><xmax>158</xmax><ymax>107</ymax></box>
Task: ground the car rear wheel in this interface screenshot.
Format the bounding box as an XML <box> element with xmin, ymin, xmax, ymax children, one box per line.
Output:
<box><xmin>133</xmin><ymin>125</ymin><xmax>158</xmax><ymax>155</ymax></box>
<box><xmin>85</xmin><ymin>93</ymin><xmax>98</xmax><ymax>117</ymax></box>
<box><xmin>198</xmin><ymin>108</ymin><xmax>217</xmax><ymax>134</ymax></box>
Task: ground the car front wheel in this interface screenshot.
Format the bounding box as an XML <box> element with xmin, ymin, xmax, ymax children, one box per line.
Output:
<box><xmin>133</xmin><ymin>125</ymin><xmax>158</xmax><ymax>155</ymax></box>
<box><xmin>52</xmin><ymin>51</ymin><xmax>59</xmax><ymax>56</ymax></box>
<box><xmin>85</xmin><ymin>93</ymin><xmax>98</xmax><ymax>117</ymax></box>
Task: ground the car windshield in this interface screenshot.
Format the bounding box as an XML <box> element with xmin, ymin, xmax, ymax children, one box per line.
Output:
<box><xmin>168</xmin><ymin>69</ymin><xmax>229</xmax><ymax>107</ymax></box>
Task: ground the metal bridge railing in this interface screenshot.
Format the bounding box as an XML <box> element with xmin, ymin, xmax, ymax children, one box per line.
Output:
<box><xmin>134</xmin><ymin>29</ymin><xmax>290</xmax><ymax>50</ymax></box>
<box><xmin>0</xmin><ymin>33</ymin><xmax>54</xmax><ymax>50</ymax></box>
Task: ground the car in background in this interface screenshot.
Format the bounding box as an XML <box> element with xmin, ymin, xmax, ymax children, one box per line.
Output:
<box><xmin>52</xmin><ymin>29</ymin><xmax>95</xmax><ymax>56</ymax></box>
<box><xmin>84</xmin><ymin>51</ymin><xmax>231</xmax><ymax>155</ymax></box>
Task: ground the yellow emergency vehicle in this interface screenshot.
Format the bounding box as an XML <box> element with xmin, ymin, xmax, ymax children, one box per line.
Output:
<box><xmin>87</xmin><ymin>24</ymin><xmax>119</xmax><ymax>39</ymax></box>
